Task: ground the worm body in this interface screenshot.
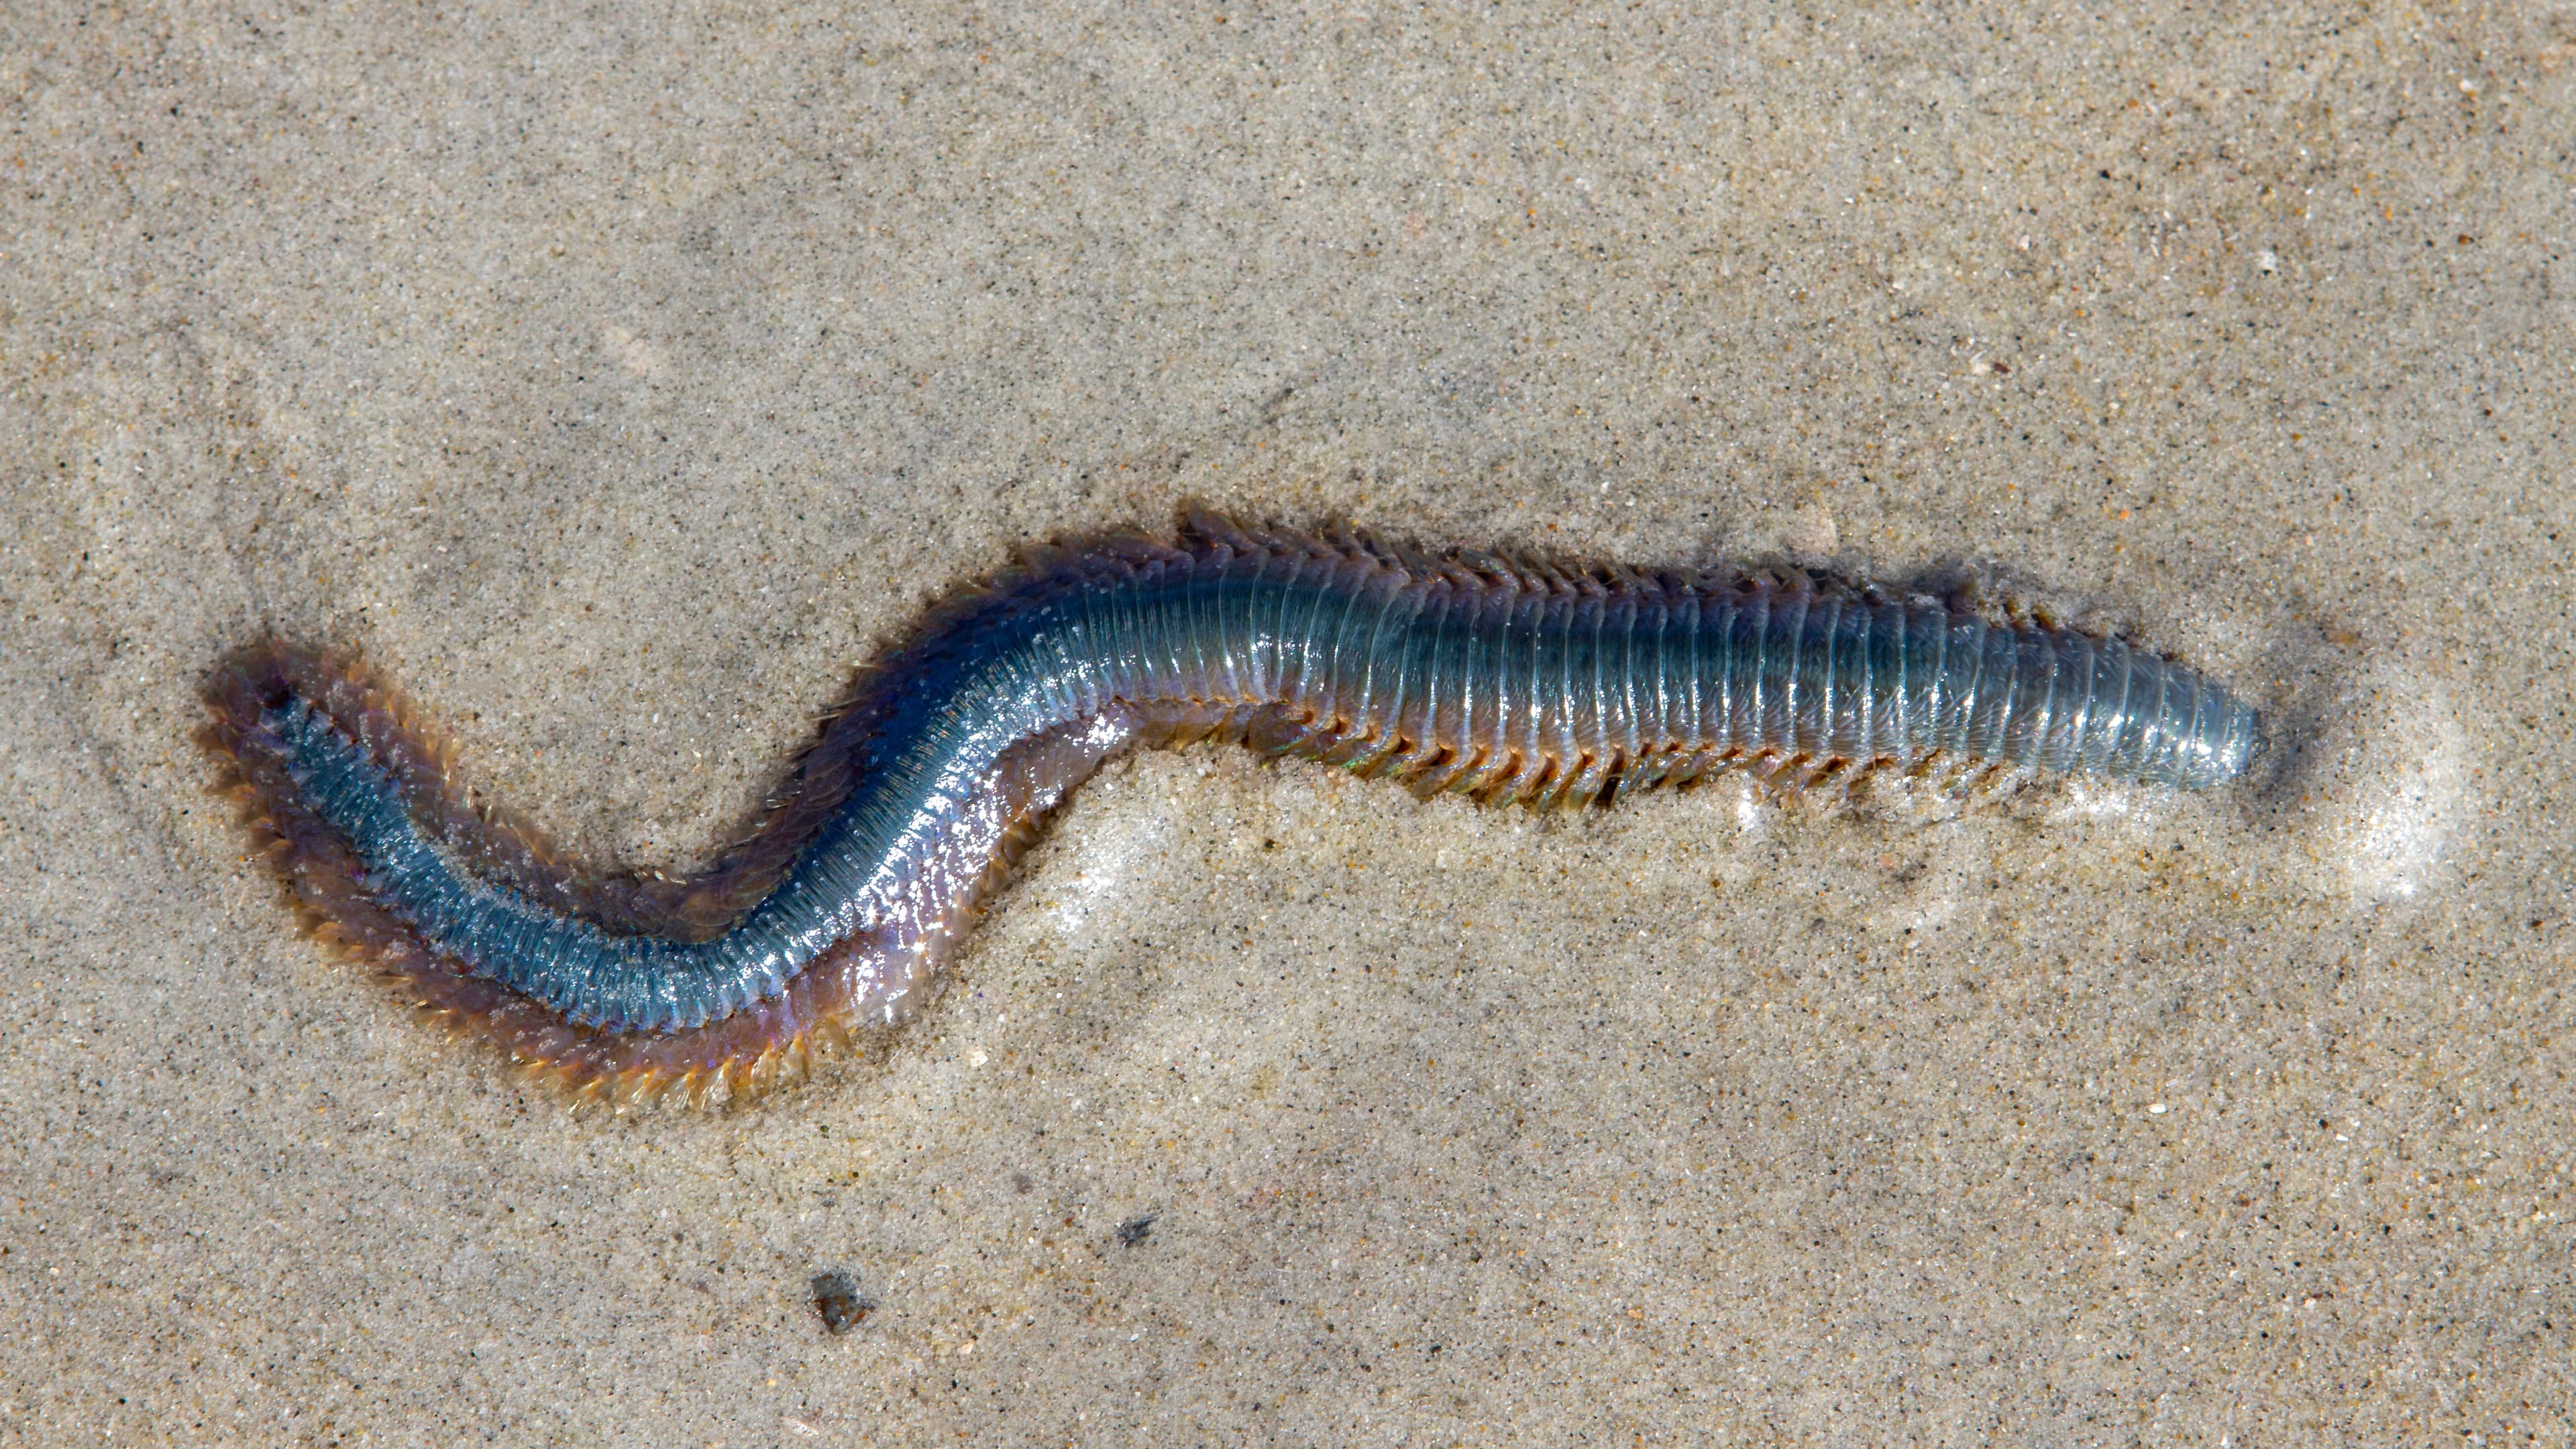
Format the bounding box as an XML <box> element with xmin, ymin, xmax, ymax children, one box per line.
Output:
<box><xmin>202</xmin><ymin>513</ymin><xmax>2258</xmax><ymax>1102</ymax></box>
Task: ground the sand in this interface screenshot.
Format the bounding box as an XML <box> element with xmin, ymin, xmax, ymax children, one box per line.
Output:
<box><xmin>2</xmin><ymin>3</ymin><xmax>2569</xmax><ymax>1442</ymax></box>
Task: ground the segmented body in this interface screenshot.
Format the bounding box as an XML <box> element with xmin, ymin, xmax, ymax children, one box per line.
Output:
<box><xmin>201</xmin><ymin>514</ymin><xmax>2258</xmax><ymax>1104</ymax></box>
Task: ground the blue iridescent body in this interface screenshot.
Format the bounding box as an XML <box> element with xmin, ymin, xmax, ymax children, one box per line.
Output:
<box><xmin>208</xmin><ymin>519</ymin><xmax>2259</xmax><ymax>1096</ymax></box>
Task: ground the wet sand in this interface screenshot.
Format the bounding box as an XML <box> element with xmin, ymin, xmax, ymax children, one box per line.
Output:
<box><xmin>2</xmin><ymin>4</ymin><xmax>2569</xmax><ymax>1442</ymax></box>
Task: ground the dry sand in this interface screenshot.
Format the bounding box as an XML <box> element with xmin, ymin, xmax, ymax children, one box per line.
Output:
<box><xmin>3</xmin><ymin>3</ymin><xmax>2570</xmax><ymax>1443</ymax></box>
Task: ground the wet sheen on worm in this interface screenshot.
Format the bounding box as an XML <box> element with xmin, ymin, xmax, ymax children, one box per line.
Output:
<box><xmin>201</xmin><ymin>512</ymin><xmax>2259</xmax><ymax>1104</ymax></box>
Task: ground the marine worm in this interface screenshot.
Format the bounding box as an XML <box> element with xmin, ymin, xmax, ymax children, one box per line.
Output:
<box><xmin>201</xmin><ymin>512</ymin><xmax>2259</xmax><ymax>1104</ymax></box>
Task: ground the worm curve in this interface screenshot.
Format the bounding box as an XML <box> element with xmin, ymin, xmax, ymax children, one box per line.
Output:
<box><xmin>201</xmin><ymin>512</ymin><xmax>2259</xmax><ymax>1105</ymax></box>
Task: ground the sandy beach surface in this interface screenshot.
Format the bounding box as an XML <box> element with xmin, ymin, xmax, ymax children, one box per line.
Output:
<box><xmin>3</xmin><ymin>3</ymin><xmax>2570</xmax><ymax>1442</ymax></box>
